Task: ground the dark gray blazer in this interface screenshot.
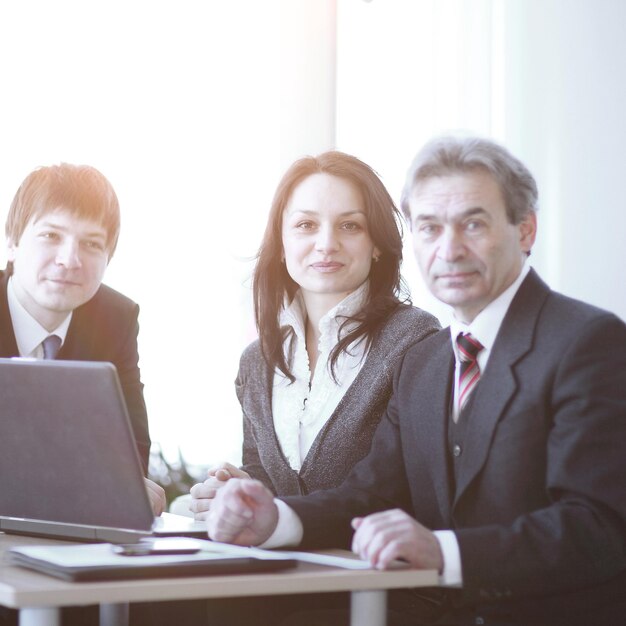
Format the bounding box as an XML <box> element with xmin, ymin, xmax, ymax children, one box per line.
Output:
<box><xmin>285</xmin><ymin>270</ymin><xmax>626</xmax><ymax>625</ymax></box>
<box><xmin>236</xmin><ymin>304</ymin><xmax>440</xmax><ymax>496</ymax></box>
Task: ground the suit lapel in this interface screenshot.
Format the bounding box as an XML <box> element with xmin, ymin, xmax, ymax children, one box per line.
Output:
<box><xmin>57</xmin><ymin>301</ymin><xmax>96</xmax><ymax>360</ymax></box>
<box><xmin>58</xmin><ymin>316</ymin><xmax>82</xmax><ymax>359</ymax></box>
<box><xmin>0</xmin><ymin>272</ymin><xmax>19</xmax><ymax>357</ymax></box>
<box><xmin>453</xmin><ymin>269</ymin><xmax>551</xmax><ymax>503</ymax></box>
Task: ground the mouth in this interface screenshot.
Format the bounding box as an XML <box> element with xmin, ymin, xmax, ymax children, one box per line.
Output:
<box><xmin>45</xmin><ymin>278</ymin><xmax>81</xmax><ymax>287</ymax></box>
<box><xmin>311</xmin><ymin>262</ymin><xmax>344</xmax><ymax>273</ymax></box>
<box><xmin>435</xmin><ymin>270</ymin><xmax>478</xmax><ymax>283</ymax></box>
<box><xmin>438</xmin><ymin>271</ymin><xmax>475</xmax><ymax>278</ymax></box>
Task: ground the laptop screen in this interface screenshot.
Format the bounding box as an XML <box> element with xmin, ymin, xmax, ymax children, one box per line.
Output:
<box><xmin>0</xmin><ymin>358</ymin><xmax>155</xmax><ymax>541</ymax></box>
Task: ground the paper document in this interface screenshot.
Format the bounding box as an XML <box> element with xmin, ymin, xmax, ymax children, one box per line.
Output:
<box><xmin>203</xmin><ymin>540</ymin><xmax>373</xmax><ymax>570</ymax></box>
<box><xmin>10</xmin><ymin>538</ymin><xmax>371</xmax><ymax>570</ymax></box>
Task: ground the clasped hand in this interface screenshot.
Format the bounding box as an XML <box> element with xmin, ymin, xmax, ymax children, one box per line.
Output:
<box><xmin>189</xmin><ymin>462</ymin><xmax>251</xmax><ymax>520</ymax></box>
<box><xmin>206</xmin><ymin>478</ymin><xmax>278</xmax><ymax>546</ymax></box>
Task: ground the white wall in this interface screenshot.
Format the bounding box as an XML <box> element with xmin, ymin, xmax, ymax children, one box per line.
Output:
<box><xmin>279</xmin><ymin>0</ymin><xmax>337</xmax><ymax>167</ymax></box>
<box><xmin>500</xmin><ymin>0</ymin><xmax>626</xmax><ymax>320</ymax></box>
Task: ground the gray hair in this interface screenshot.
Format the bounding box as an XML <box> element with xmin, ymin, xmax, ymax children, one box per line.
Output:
<box><xmin>400</xmin><ymin>136</ymin><xmax>538</xmax><ymax>225</ymax></box>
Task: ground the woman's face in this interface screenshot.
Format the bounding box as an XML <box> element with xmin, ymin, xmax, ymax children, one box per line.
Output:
<box><xmin>281</xmin><ymin>173</ymin><xmax>380</xmax><ymax>309</ymax></box>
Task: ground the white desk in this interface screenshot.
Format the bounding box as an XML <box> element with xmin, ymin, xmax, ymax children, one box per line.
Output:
<box><xmin>0</xmin><ymin>532</ymin><xmax>438</xmax><ymax>626</ymax></box>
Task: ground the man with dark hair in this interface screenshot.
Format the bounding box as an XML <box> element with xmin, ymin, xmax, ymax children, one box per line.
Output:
<box><xmin>2</xmin><ymin>163</ymin><xmax>152</xmax><ymax>470</ymax></box>
<box><xmin>208</xmin><ymin>137</ymin><xmax>626</xmax><ymax>626</ymax></box>
<box><xmin>0</xmin><ymin>163</ymin><xmax>165</xmax><ymax>625</ymax></box>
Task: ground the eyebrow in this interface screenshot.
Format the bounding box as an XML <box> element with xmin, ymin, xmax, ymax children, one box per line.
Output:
<box><xmin>36</xmin><ymin>220</ymin><xmax>107</xmax><ymax>240</ymax></box>
<box><xmin>414</xmin><ymin>206</ymin><xmax>488</xmax><ymax>222</ymax></box>
<box><xmin>286</xmin><ymin>209</ymin><xmax>366</xmax><ymax>217</ymax></box>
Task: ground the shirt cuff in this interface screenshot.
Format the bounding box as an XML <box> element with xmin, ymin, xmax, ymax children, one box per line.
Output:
<box><xmin>433</xmin><ymin>530</ymin><xmax>463</xmax><ymax>587</ymax></box>
<box><xmin>258</xmin><ymin>499</ymin><xmax>304</xmax><ymax>549</ymax></box>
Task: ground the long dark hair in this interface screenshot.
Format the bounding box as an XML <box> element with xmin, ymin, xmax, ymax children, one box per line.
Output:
<box><xmin>254</xmin><ymin>151</ymin><xmax>409</xmax><ymax>382</ymax></box>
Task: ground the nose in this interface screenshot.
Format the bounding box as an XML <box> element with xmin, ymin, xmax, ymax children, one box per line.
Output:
<box><xmin>55</xmin><ymin>240</ymin><xmax>82</xmax><ymax>269</ymax></box>
<box><xmin>315</xmin><ymin>224</ymin><xmax>339</xmax><ymax>253</ymax></box>
<box><xmin>436</xmin><ymin>228</ymin><xmax>466</xmax><ymax>262</ymax></box>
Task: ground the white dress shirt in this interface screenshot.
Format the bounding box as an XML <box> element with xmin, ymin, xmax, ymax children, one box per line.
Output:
<box><xmin>7</xmin><ymin>276</ymin><xmax>72</xmax><ymax>357</ymax></box>
<box><xmin>263</xmin><ymin>262</ymin><xmax>532</xmax><ymax>589</ymax></box>
<box><xmin>272</xmin><ymin>282</ymin><xmax>369</xmax><ymax>470</ymax></box>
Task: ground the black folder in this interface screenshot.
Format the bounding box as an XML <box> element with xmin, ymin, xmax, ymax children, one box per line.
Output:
<box><xmin>9</xmin><ymin>539</ymin><xmax>297</xmax><ymax>582</ymax></box>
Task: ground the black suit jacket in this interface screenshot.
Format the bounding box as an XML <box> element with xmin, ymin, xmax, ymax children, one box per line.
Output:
<box><xmin>285</xmin><ymin>270</ymin><xmax>626</xmax><ymax>625</ymax></box>
<box><xmin>0</xmin><ymin>270</ymin><xmax>150</xmax><ymax>472</ymax></box>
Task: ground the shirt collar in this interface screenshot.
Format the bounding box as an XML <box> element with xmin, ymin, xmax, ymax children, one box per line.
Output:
<box><xmin>450</xmin><ymin>260</ymin><xmax>531</xmax><ymax>355</ymax></box>
<box><xmin>7</xmin><ymin>276</ymin><xmax>72</xmax><ymax>357</ymax></box>
<box><xmin>281</xmin><ymin>281</ymin><xmax>369</xmax><ymax>347</ymax></box>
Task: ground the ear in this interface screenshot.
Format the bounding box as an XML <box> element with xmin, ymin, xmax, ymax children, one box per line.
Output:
<box><xmin>6</xmin><ymin>238</ymin><xmax>17</xmax><ymax>263</ymax></box>
<box><xmin>518</xmin><ymin>212</ymin><xmax>537</xmax><ymax>254</ymax></box>
<box><xmin>372</xmin><ymin>246</ymin><xmax>381</xmax><ymax>261</ymax></box>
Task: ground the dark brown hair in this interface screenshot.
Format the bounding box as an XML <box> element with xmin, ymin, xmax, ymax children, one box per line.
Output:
<box><xmin>253</xmin><ymin>151</ymin><xmax>409</xmax><ymax>382</ymax></box>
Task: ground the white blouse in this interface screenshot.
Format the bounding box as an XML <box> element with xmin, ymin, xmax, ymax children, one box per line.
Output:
<box><xmin>272</xmin><ymin>283</ymin><xmax>370</xmax><ymax>471</ymax></box>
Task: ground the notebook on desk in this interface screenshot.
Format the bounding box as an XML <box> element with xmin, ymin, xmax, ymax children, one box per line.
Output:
<box><xmin>0</xmin><ymin>358</ymin><xmax>206</xmax><ymax>543</ymax></box>
<box><xmin>9</xmin><ymin>538</ymin><xmax>298</xmax><ymax>581</ymax></box>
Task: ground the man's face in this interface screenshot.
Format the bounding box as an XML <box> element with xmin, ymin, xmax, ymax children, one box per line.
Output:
<box><xmin>7</xmin><ymin>208</ymin><xmax>110</xmax><ymax>331</ymax></box>
<box><xmin>408</xmin><ymin>170</ymin><xmax>536</xmax><ymax>323</ymax></box>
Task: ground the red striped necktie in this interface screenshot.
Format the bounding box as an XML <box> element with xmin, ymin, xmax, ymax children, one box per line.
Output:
<box><xmin>456</xmin><ymin>332</ymin><xmax>484</xmax><ymax>414</ymax></box>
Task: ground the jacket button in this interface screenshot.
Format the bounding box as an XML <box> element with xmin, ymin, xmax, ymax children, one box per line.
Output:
<box><xmin>453</xmin><ymin>444</ymin><xmax>462</xmax><ymax>457</ymax></box>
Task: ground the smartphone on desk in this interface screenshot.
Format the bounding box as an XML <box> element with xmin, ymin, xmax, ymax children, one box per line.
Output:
<box><xmin>112</xmin><ymin>538</ymin><xmax>203</xmax><ymax>556</ymax></box>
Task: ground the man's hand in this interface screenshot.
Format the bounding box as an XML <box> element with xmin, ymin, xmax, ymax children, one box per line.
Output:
<box><xmin>189</xmin><ymin>462</ymin><xmax>251</xmax><ymax>521</ymax></box>
<box><xmin>351</xmin><ymin>509</ymin><xmax>443</xmax><ymax>572</ymax></box>
<box><xmin>207</xmin><ymin>478</ymin><xmax>278</xmax><ymax>546</ymax></box>
<box><xmin>144</xmin><ymin>478</ymin><xmax>166</xmax><ymax>516</ymax></box>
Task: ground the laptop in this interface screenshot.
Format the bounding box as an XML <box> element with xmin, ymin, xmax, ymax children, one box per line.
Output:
<box><xmin>0</xmin><ymin>358</ymin><xmax>205</xmax><ymax>543</ymax></box>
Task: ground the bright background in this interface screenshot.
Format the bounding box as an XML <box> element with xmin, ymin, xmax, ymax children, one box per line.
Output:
<box><xmin>1</xmin><ymin>0</ymin><xmax>624</xmax><ymax>473</ymax></box>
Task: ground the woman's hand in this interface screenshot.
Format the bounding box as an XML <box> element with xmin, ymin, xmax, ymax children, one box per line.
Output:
<box><xmin>189</xmin><ymin>462</ymin><xmax>251</xmax><ymax>521</ymax></box>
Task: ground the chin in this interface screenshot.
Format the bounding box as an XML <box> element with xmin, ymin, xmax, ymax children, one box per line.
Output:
<box><xmin>40</xmin><ymin>294</ymin><xmax>82</xmax><ymax>311</ymax></box>
<box><xmin>435</xmin><ymin>287</ymin><xmax>468</xmax><ymax>304</ymax></box>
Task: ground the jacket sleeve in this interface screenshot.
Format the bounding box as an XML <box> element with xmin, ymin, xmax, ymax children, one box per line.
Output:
<box><xmin>113</xmin><ymin>304</ymin><xmax>151</xmax><ymax>473</ymax></box>
<box><xmin>236</xmin><ymin>357</ymin><xmax>277</xmax><ymax>493</ymax></box>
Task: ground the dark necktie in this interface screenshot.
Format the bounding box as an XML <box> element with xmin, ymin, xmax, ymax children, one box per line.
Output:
<box><xmin>42</xmin><ymin>334</ymin><xmax>62</xmax><ymax>360</ymax></box>
<box><xmin>456</xmin><ymin>332</ymin><xmax>484</xmax><ymax>414</ymax></box>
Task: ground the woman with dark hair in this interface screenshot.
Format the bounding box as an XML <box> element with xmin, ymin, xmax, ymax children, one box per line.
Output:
<box><xmin>189</xmin><ymin>151</ymin><xmax>439</xmax><ymax>514</ymax></box>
